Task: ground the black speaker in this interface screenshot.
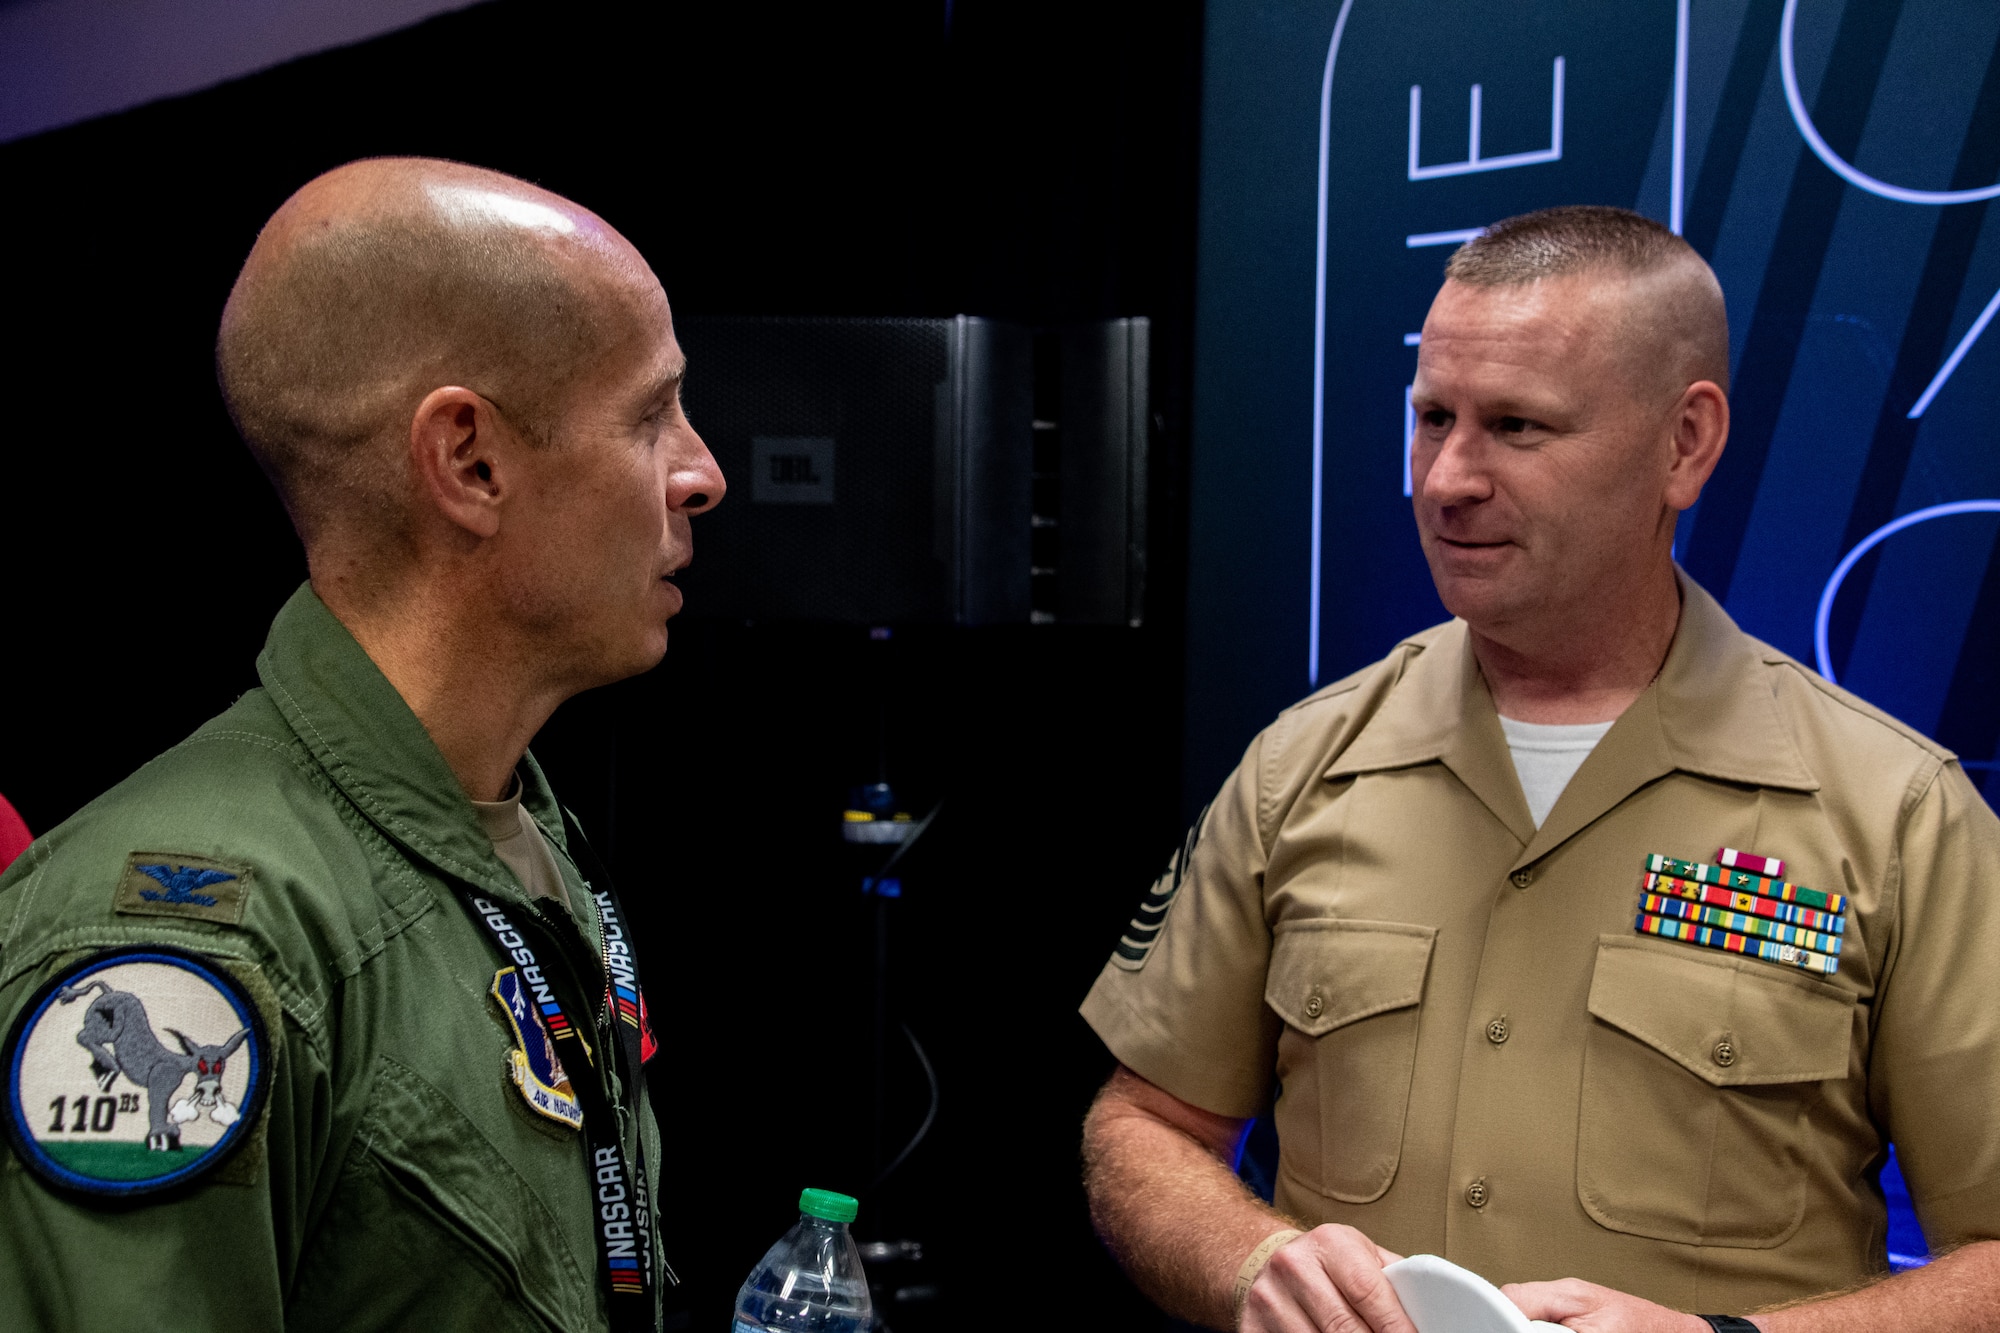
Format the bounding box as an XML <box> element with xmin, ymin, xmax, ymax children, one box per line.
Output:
<box><xmin>1049</xmin><ymin>318</ymin><xmax>1149</xmax><ymax>628</ymax></box>
<box><xmin>675</xmin><ymin>315</ymin><xmax>1148</xmax><ymax>627</ymax></box>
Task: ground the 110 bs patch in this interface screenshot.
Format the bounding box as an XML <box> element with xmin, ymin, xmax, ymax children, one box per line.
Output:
<box><xmin>3</xmin><ymin>947</ymin><xmax>268</xmax><ymax>1197</ymax></box>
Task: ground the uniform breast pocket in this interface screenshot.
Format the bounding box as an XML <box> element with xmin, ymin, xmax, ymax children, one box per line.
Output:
<box><xmin>1265</xmin><ymin>919</ymin><xmax>1436</xmax><ymax>1204</ymax></box>
<box><xmin>1577</xmin><ymin>937</ymin><xmax>1853</xmax><ymax>1248</ymax></box>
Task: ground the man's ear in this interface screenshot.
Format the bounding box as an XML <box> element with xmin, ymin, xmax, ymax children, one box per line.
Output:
<box><xmin>1664</xmin><ymin>379</ymin><xmax>1728</xmax><ymax>512</ymax></box>
<box><xmin>409</xmin><ymin>386</ymin><xmax>511</xmax><ymax>539</ymax></box>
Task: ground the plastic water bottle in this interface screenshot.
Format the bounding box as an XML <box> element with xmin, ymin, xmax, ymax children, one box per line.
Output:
<box><xmin>731</xmin><ymin>1188</ymin><xmax>875</xmax><ymax>1333</ymax></box>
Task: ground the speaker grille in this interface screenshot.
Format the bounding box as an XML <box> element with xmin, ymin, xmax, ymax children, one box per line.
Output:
<box><xmin>676</xmin><ymin>317</ymin><xmax>957</xmax><ymax>624</ymax></box>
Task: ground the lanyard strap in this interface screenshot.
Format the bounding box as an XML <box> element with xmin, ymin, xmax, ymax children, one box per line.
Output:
<box><xmin>465</xmin><ymin>891</ymin><xmax>659</xmax><ymax>1332</ymax></box>
<box><xmin>560</xmin><ymin>812</ymin><xmax>653</xmax><ymax>1118</ymax></box>
<box><xmin>560</xmin><ymin>816</ymin><xmax>688</xmax><ymax>1306</ymax></box>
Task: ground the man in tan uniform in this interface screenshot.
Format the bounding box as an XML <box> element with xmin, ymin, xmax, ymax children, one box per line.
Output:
<box><xmin>1080</xmin><ymin>207</ymin><xmax>2000</xmax><ymax>1333</ymax></box>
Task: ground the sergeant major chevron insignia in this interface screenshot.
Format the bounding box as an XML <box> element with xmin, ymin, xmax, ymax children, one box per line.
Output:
<box><xmin>1112</xmin><ymin>804</ymin><xmax>1209</xmax><ymax>972</ymax></box>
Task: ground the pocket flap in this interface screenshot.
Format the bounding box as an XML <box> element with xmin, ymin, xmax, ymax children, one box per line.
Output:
<box><xmin>1266</xmin><ymin>919</ymin><xmax>1437</xmax><ymax>1037</ymax></box>
<box><xmin>1587</xmin><ymin>937</ymin><xmax>1853</xmax><ymax>1087</ymax></box>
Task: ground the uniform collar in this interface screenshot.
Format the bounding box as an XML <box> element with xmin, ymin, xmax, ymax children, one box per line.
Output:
<box><xmin>1325</xmin><ymin>618</ymin><xmax>1535</xmax><ymax>841</ymax></box>
<box><xmin>255</xmin><ymin>583</ymin><xmax>572</xmax><ymax>907</ymax></box>
<box><xmin>1325</xmin><ymin>569</ymin><xmax>1818</xmax><ymax>864</ymax></box>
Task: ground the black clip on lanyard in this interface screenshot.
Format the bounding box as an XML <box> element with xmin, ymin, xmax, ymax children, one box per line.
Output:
<box><xmin>464</xmin><ymin>856</ymin><xmax>663</xmax><ymax>1332</ymax></box>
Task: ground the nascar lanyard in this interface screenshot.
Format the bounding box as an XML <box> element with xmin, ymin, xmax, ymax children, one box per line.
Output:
<box><xmin>460</xmin><ymin>816</ymin><xmax>670</xmax><ymax>1333</ymax></box>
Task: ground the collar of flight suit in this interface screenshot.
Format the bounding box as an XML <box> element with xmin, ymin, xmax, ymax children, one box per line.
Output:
<box><xmin>254</xmin><ymin>582</ymin><xmax>575</xmax><ymax>909</ymax></box>
<box><xmin>1325</xmin><ymin>568</ymin><xmax>1820</xmax><ymax>871</ymax></box>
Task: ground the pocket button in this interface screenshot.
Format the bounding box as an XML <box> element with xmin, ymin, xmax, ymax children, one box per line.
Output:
<box><xmin>1465</xmin><ymin>1178</ymin><xmax>1489</xmax><ymax>1208</ymax></box>
<box><xmin>1304</xmin><ymin>992</ymin><xmax>1324</xmax><ymax>1020</ymax></box>
<box><xmin>1713</xmin><ymin>1039</ymin><xmax>1736</xmax><ymax>1068</ymax></box>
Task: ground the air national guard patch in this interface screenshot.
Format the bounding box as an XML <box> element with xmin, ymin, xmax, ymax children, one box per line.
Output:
<box><xmin>490</xmin><ymin>967</ymin><xmax>584</xmax><ymax>1130</ymax></box>
<box><xmin>2</xmin><ymin>947</ymin><xmax>268</xmax><ymax>1197</ymax></box>
<box><xmin>1112</xmin><ymin>804</ymin><xmax>1209</xmax><ymax>972</ymax></box>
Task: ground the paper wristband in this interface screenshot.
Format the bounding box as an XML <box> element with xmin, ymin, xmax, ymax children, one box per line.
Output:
<box><xmin>1234</xmin><ymin>1228</ymin><xmax>1305</xmax><ymax>1321</ymax></box>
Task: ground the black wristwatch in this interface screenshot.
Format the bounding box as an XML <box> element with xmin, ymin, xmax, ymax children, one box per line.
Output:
<box><xmin>1698</xmin><ymin>1317</ymin><xmax>1759</xmax><ymax>1333</ymax></box>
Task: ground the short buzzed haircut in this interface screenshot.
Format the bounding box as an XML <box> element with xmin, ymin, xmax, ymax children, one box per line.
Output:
<box><xmin>1446</xmin><ymin>205</ymin><xmax>1730</xmax><ymax>394</ymax></box>
<box><xmin>217</xmin><ymin>164</ymin><xmax>616</xmax><ymax>547</ymax></box>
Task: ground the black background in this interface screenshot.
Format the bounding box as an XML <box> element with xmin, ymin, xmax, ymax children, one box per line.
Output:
<box><xmin>0</xmin><ymin>1</ymin><xmax>1202</xmax><ymax>1327</ymax></box>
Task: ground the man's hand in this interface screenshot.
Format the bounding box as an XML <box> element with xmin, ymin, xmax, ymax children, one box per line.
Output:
<box><xmin>1085</xmin><ymin>1067</ymin><xmax>1413</xmax><ymax>1330</ymax></box>
<box><xmin>1513</xmin><ymin>1241</ymin><xmax>2000</xmax><ymax>1333</ymax></box>
<box><xmin>1241</xmin><ymin>1225</ymin><xmax>1416</xmax><ymax>1333</ymax></box>
<box><xmin>1503</xmin><ymin>1278</ymin><xmax>1718</xmax><ymax>1333</ymax></box>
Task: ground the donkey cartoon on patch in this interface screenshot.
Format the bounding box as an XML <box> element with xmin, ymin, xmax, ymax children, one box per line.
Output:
<box><xmin>55</xmin><ymin>979</ymin><xmax>248</xmax><ymax>1150</ymax></box>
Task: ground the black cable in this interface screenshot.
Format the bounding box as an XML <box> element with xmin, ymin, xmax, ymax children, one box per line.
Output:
<box><xmin>865</xmin><ymin>801</ymin><xmax>943</xmax><ymax>1192</ymax></box>
<box><xmin>874</xmin><ymin>800</ymin><xmax>943</xmax><ymax>880</ymax></box>
<box><xmin>868</xmin><ymin>1022</ymin><xmax>939</xmax><ymax>1190</ymax></box>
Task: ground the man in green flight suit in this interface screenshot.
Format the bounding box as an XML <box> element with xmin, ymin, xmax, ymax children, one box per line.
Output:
<box><xmin>0</xmin><ymin>157</ymin><xmax>725</xmax><ymax>1331</ymax></box>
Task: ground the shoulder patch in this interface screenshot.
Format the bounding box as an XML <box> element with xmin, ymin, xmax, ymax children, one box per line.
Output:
<box><xmin>1111</xmin><ymin>804</ymin><xmax>1210</xmax><ymax>972</ymax></box>
<box><xmin>4</xmin><ymin>947</ymin><xmax>269</xmax><ymax>1197</ymax></box>
<box><xmin>490</xmin><ymin>967</ymin><xmax>584</xmax><ymax>1131</ymax></box>
<box><xmin>113</xmin><ymin>852</ymin><xmax>253</xmax><ymax>925</ymax></box>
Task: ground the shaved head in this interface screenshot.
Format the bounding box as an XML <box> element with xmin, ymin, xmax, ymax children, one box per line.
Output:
<box><xmin>1410</xmin><ymin>205</ymin><xmax>1733</xmax><ymax>682</ymax></box>
<box><xmin>217</xmin><ymin>157</ymin><xmax>655</xmax><ymax>546</ymax></box>
<box><xmin>1446</xmin><ymin>205</ymin><xmax>1729</xmax><ymax>401</ymax></box>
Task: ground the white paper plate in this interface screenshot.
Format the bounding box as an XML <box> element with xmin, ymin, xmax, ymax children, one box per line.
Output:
<box><xmin>1381</xmin><ymin>1254</ymin><xmax>1568</xmax><ymax>1333</ymax></box>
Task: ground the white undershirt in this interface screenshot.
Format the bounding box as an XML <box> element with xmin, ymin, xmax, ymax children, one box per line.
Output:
<box><xmin>1498</xmin><ymin>715</ymin><xmax>1615</xmax><ymax>828</ymax></box>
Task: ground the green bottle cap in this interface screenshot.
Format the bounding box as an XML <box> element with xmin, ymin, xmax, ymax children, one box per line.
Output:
<box><xmin>799</xmin><ymin>1188</ymin><xmax>859</xmax><ymax>1224</ymax></box>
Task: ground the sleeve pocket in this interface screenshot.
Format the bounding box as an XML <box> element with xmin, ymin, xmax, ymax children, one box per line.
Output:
<box><xmin>1579</xmin><ymin>937</ymin><xmax>1855</xmax><ymax>1247</ymax></box>
<box><xmin>1265</xmin><ymin>919</ymin><xmax>1436</xmax><ymax>1203</ymax></box>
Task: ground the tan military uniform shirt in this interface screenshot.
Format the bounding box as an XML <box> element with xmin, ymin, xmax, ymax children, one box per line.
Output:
<box><xmin>1082</xmin><ymin>574</ymin><xmax>2000</xmax><ymax>1310</ymax></box>
<box><xmin>472</xmin><ymin>776</ymin><xmax>572</xmax><ymax>910</ymax></box>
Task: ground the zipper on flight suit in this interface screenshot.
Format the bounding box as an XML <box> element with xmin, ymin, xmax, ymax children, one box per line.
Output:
<box><xmin>518</xmin><ymin>892</ymin><xmax>616</xmax><ymax>1097</ymax></box>
<box><xmin>587</xmin><ymin>882</ymin><xmax>614</xmax><ymax>1029</ymax></box>
<box><xmin>585</xmin><ymin>884</ymin><xmax>626</xmax><ymax>1102</ymax></box>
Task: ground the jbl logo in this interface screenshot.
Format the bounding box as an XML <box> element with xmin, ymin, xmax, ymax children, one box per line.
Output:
<box><xmin>751</xmin><ymin>436</ymin><xmax>836</xmax><ymax>505</ymax></box>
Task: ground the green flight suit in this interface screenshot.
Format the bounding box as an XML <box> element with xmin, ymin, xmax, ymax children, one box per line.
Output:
<box><xmin>0</xmin><ymin>585</ymin><xmax>665</xmax><ymax>1331</ymax></box>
